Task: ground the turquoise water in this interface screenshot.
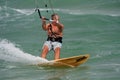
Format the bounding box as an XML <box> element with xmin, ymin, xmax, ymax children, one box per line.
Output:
<box><xmin>0</xmin><ymin>0</ymin><xmax>120</xmax><ymax>80</ymax></box>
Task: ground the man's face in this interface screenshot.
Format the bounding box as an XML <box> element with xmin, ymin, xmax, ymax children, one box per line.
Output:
<box><xmin>52</xmin><ymin>15</ymin><xmax>59</xmax><ymax>21</ymax></box>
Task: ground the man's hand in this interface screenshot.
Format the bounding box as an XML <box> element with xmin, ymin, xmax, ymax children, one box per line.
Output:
<box><xmin>41</xmin><ymin>17</ymin><xmax>46</xmax><ymax>22</ymax></box>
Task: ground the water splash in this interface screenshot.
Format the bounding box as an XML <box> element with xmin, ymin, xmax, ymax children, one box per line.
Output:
<box><xmin>0</xmin><ymin>39</ymin><xmax>48</xmax><ymax>65</ymax></box>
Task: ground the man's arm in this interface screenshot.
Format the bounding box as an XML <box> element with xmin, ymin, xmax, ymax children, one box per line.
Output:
<box><xmin>56</xmin><ymin>22</ymin><xmax>64</xmax><ymax>32</ymax></box>
<box><xmin>41</xmin><ymin>17</ymin><xmax>47</xmax><ymax>31</ymax></box>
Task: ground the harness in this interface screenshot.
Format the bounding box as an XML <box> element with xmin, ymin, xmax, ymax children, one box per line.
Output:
<box><xmin>47</xmin><ymin>36</ymin><xmax>62</xmax><ymax>43</ymax></box>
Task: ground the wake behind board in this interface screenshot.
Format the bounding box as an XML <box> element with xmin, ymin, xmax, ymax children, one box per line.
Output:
<box><xmin>38</xmin><ymin>54</ymin><xmax>90</xmax><ymax>68</ymax></box>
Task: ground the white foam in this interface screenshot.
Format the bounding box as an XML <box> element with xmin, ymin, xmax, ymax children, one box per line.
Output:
<box><xmin>0</xmin><ymin>39</ymin><xmax>48</xmax><ymax>65</ymax></box>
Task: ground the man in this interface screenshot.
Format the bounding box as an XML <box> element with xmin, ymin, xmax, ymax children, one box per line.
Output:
<box><xmin>40</xmin><ymin>13</ymin><xmax>64</xmax><ymax>60</ymax></box>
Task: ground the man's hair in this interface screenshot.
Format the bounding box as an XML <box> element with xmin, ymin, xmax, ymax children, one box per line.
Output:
<box><xmin>51</xmin><ymin>13</ymin><xmax>58</xmax><ymax>18</ymax></box>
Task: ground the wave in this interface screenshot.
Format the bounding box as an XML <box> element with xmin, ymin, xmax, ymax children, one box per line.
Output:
<box><xmin>58</xmin><ymin>9</ymin><xmax>120</xmax><ymax>17</ymax></box>
<box><xmin>12</xmin><ymin>8</ymin><xmax>35</xmax><ymax>16</ymax></box>
<box><xmin>0</xmin><ymin>39</ymin><xmax>48</xmax><ymax>65</ymax></box>
<box><xmin>0</xmin><ymin>6</ymin><xmax>35</xmax><ymax>16</ymax></box>
<box><xmin>1</xmin><ymin>5</ymin><xmax>119</xmax><ymax>18</ymax></box>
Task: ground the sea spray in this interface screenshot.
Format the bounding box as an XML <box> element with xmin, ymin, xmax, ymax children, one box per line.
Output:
<box><xmin>0</xmin><ymin>39</ymin><xmax>48</xmax><ymax>65</ymax></box>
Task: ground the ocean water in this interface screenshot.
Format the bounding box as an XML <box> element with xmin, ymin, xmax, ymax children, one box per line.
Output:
<box><xmin>0</xmin><ymin>0</ymin><xmax>120</xmax><ymax>80</ymax></box>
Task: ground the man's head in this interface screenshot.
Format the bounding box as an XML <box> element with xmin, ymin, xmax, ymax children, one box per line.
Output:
<box><xmin>51</xmin><ymin>13</ymin><xmax>59</xmax><ymax>21</ymax></box>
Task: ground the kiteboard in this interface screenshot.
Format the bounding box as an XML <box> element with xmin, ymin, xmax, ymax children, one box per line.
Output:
<box><xmin>38</xmin><ymin>54</ymin><xmax>90</xmax><ymax>68</ymax></box>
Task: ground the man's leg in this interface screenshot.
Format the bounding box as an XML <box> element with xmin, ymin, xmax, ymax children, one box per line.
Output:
<box><xmin>41</xmin><ymin>45</ymin><xmax>49</xmax><ymax>58</ymax></box>
<box><xmin>54</xmin><ymin>47</ymin><xmax>60</xmax><ymax>60</ymax></box>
